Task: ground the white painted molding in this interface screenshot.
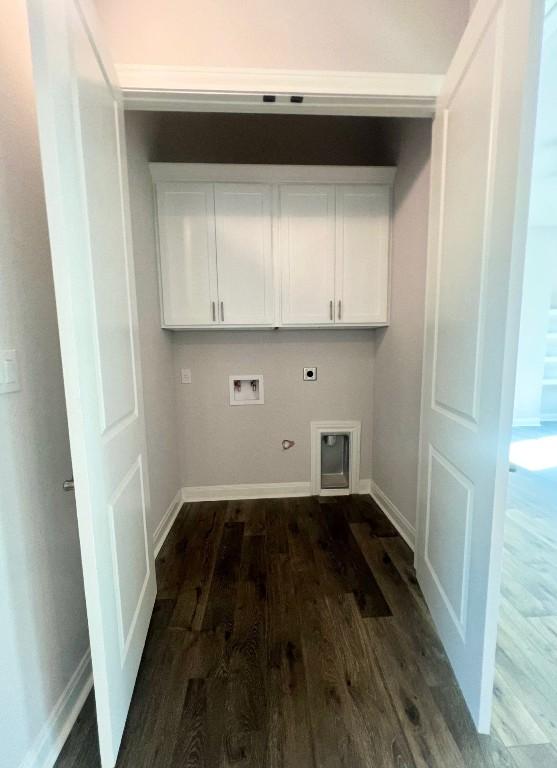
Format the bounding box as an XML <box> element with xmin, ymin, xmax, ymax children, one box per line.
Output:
<box><xmin>149</xmin><ymin>163</ymin><xmax>397</xmax><ymax>185</ymax></box>
<box><xmin>117</xmin><ymin>65</ymin><xmax>442</xmax><ymax>117</ymax></box>
<box><xmin>369</xmin><ymin>480</ymin><xmax>416</xmax><ymax>550</ymax></box>
<box><xmin>359</xmin><ymin>478</ymin><xmax>372</xmax><ymax>495</ymax></box>
<box><xmin>182</xmin><ymin>479</ymin><xmax>372</xmax><ymax>503</ymax></box>
<box><xmin>153</xmin><ymin>488</ymin><xmax>184</xmax><ymax>556</ymax></box>
<box><xmin>512</xmin><ymin>417</ymin><xmax>541</xmax><ymax>427</ymax></box>
<box><xmin>118</xmin><ymin>65</ymin><xmax>443</xmax><ymax>96</ymax></box>
<box><xmin>18</xmin><ymin>651</ymin><xmax>92</xmax><ymax>768</ymax></box>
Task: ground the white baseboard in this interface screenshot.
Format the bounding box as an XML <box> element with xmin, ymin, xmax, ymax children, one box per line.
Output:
<box><xmin>153</xmin><ymin>488</ymin><xmax>184</xmax><ymax>556</ymax></box>
<box><xmin>18</xmin><ymin>650</ymin><xmax>92</xmax><ymax>768</ymax></box>
<box><xmin>369</xmin><ymin>480</ymin><xmax>416</xmax><ymax>550</ymax></box>
<box><xmin>182</xmin><ymin>479</ymin><xmax>372</xmax><ymax>503</ymax></box>
<box><xmin>359</xmin><ymin>478</ymin><xmax>372</xmax><ymax>494</ymax></box>
<box><xmin>512</xmin><ymin>417</ymin><xmax>541</xmax><ymax>427</ymax></box>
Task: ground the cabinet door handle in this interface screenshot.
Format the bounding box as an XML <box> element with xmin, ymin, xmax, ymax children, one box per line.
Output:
<box><xmin>220</xmin><ymin>301</ymin><xmax>224</xmax><ymax>322</ymax></box>
<box><xmin>338</xmin><ymin>300</ymin><xmax>342</xmax><ymax>320</ymax></box>
<box><xmin>329</xmin><ymin>300</ymin><xmax>333</xmax><ymax>321</ymax></box>
<box><xmin>211</xmin><ymin>301</ymin><xmax>216</xmax><ymax>321</ymax></box>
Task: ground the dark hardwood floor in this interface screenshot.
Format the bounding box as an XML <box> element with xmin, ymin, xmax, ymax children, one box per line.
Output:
<box><xmin>55</xmin><ymin>494</ymin><xmax>549</xmax><ymax>768</ymax></box>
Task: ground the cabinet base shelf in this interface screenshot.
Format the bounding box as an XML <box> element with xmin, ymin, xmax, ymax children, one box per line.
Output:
<box><xmin>162</xmin><ymin>323</ymin><xmax>389</xmax><ymax>331</ymax></box>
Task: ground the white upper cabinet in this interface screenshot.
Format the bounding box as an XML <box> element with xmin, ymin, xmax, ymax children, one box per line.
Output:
<box><xmin>335</xmin><ymin>185</ymin><xmax>390</xmax><ymax>325</ymax></box>
<box><xmin>156</xmin><ymin>182</ymin><xmax>218</xmax><ymax>326</ymax></box>
<box><xmin>214</xmin><ymin>184</ymin><xmax>274</xmax><ymax>325</ymax></box>
<box><xmin>151</xmin><ymin>165</ymin><xmax>394</xmax><ymax>329</ymax></box>
<box><xmin>280</xmin><ymin>185</ymin><xmax>336</xmax><ymax>325</ymax></box>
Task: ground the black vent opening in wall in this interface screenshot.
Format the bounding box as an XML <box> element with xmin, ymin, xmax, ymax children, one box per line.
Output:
<box><xmin>321</xmin><ymin>434</ymin><xmax>350</xmax><ymax>490</ymax></box>
<box><xmin>290</xmin><ymin>95</ymin><xmax>304</xmax><ymax>103</ymax></box>
<box><xmin>262</xmin><ymin>94</ymin><xmax>276</xmax><ymax>103</ymax></box>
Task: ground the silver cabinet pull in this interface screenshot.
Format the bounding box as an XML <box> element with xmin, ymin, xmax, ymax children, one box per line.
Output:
<box><xmin>329</xmin><ymin>300</ymin><xmax>333</xmax><ymax>321</ymax></box>
<box><xmin>63</xmin><ymin>478</ymin><xmax>74</xmax><ymax>492</ymax></box>
<box><xmin>338</xmin><ymin>300</ymin><xmax>342</xmax><ymax>320</ymax></box>
<box><xmin>220</xmin><ymin>301</ymin><xmax>224</xmax><ymax>322</ymax></box>
<box><xmin>211</xmin><ymin>301</ymin><xmax>216</xmax><ymax>321</ymax></box>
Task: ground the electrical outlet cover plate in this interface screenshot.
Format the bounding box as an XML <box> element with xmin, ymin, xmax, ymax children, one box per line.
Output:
<box><xmin>303</xmin><ymin>367</ymin><xmax>317</xmax><ymax>381</ymax></box>
<box><xmin>0</xmin><ymin>349</ymin><xmax>20</xmax><ymax>394</ymax></box>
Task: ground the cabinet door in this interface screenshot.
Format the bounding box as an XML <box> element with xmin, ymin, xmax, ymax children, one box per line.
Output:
<box><xmin>335</xmin><ymin>185</ymin><xmax>390</xmax><ymax>324</ymax></box>
<box><xmin>214</xmin><ymin>184</ymin><xmax>273</xmax><ymax>325</ymax></box>
<box><xmin>280</xmin><ymin>185</ymin><xmax>336</xmax><ymax>325</ymax></box>
<box><xmin>156</xmin><ymin>182</ymin><xmax>218</xmax><ymax>326</ymax></box>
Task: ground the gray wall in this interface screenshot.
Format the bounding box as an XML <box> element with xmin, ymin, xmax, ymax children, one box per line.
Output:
<box><xmin>0</xmin><ymin>2</ymin><xmax>89</xmax><ymax>764</ymax></box>
<box><xmin>173</xmin><ymin>331</ymin><xmax>374</xmax><ymax>486</ymax></box>
<box><xmin>125</xmin><ymin>113</ymin><xmax>181</xmax><ymax>537</ymax></box>
<box><xmin>371</xmin><ymin>120</ymin><xmax>432</xmax><ymax>540</ymax></box>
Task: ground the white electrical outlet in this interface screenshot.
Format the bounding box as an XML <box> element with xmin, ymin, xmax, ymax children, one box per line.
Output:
<box><xmin>303</xmin><ymin>367</ymin><xmax>317</xmax><ymax>381</ymax></box>
<box><xmin>0</xmin><ymin>349</ymin><xmax>20</xmax><ymax>395</ymax></box>
<box><xmin>181</xmin><ymin>368</ymin><xmax>192</xmax><ymax>384</ymax></box>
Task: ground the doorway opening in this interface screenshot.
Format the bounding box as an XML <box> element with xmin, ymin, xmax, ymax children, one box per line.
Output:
<box><xmin>491</xmin><ymin>2</ymin><xmax>557</xmax><ymax>754</ymax></box>
<box><xmin>20</xmin><ymin>0</ymin><xmax>550</xmax><ymax>764</ymax></box>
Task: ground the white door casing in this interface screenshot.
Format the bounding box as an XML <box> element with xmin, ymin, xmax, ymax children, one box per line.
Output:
<box><xmin>415</xmin><ymin>0</ymin><xmax>543</xmax><ymax>732</ymax></box>
<box><xmin>157</xmin><ymin>182</ymin><xmax>218</xmax><ymax>326</ymax></box>
<box><xmin>335</xmin><ymin>185</ymin><xmax>390</xmax><ymax>325</ymax></box>
<box><xmin>214</xmin><ymin>183</ymin><xmax>274</xmax><ymax>325</ymax></box>
<box><xmin>280</xmin><ymin>184</ymin><xmax>336</xmax><ymax>325</ymax></box>
<box><xmin>26</xmin><ymin>1</ymin><xmax>157</xmax><ymax>765</ymax></box>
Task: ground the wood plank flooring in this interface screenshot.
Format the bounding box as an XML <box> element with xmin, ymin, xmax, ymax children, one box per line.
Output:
<box><xmin>55</xmin><ymin>494</ymin><xmax>552</xmax><ymax>768</ymax></box>
<box><xmin>492</xmin><ymin>426</ymin><xmax>557</xmax><ymax>759</ymax></box>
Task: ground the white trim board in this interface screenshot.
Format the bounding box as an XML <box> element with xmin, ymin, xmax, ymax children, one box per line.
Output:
<box><xmin>512</xmin><ymin>417</ymin><xmax>541</xmax><ymax>427</ymax></box>
<box><xmin>149</xmin><ymin>163</ymin><xmax>397</xmax><ymax>185</ymax></box>
<box><xmin>369</xmin><ymin>480</ymin><xmax>416</xmax><ymax>550</ymax></box>
<box><xmin>117</xmin><ymin>65</ymin><xmax>442</xmax><ymax>117</ymax></box>
<box><xmin>153</xmin><ymin>488</ymin><xmax>184</xmax><ymax>556</ymax></box>
<box><xmin>18</xmin><ymin>651</ymin><xmax>92</xmax><ymax>768</ymax></box>
<box><xmin>182</xmin><ymin>479</ymin><xmax>372</xmax><ymax>503</ymax></box>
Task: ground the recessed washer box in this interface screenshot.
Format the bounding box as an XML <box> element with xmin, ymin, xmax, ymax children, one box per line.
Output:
<box><xmin>229</xmin><ymin>375</ymin><xmax>264</xmax><ymax>406</ymax></box>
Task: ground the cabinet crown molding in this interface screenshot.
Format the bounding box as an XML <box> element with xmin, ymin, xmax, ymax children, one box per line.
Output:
<box><xmin>149</xmin><ymin>163</ymin><xmax>397</xmax><ymax>185</ymax></box>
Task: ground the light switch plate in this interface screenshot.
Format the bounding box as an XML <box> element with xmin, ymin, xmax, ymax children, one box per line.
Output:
<box><xmin>181</xmin><ymin>368</ymin><xmax>192</xmax><ymax>384</ymax></box>
<box><xmin>0</xmin><ymin>349</ymin><xmax>20</xmax><ymax>394</ymax></box>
